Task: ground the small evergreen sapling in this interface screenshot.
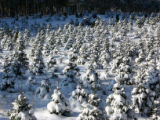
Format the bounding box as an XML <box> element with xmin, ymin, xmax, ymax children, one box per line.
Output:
<box><xmin>88</xmin><ymin>93</ymin><xmax>101</xmax><ymax>107</ymax></box>
<box><xmin>131</xmin><ymin>83</ymin><xmax>155</xmax><ymax>117</ymax></box>
<box><xmin>12</xmin><ymin>32</ymin><xmax>28</xmax><ymax>78</ymax></box>
<box><xmin>0</xmin><ymin>56</ymin><xmax>14</xmax><ymax>90</ymax></box>
<box><xmin>8</xmin><ymin>92</ymin><xmax>36</xmax><ymax>120</ymax></box>
<box><xmin>63</xmin><ymin>62</ymin><xmax>80</xmax><ymax>83</ymax></box>
<box><xmin>31</xmin><ymin>48</ymin><xmax>45</xmax><ymax>75</ymax></box>
<box><xmin>106</xmin><ymin>83</ymin><xmax>134</xmax><ymax>120</ymax></box>
<box><xmin>84</xmin><ymin>67</ymin><xmax>101</xmax><ymax>90</ymax></box>
<box><xmin>36</xmin><ymin>79</ymin><xmax>50</xmax><ymax>99</ymax></box>
<box><xmin>72</xmin><ymin>84</ymin><xmax>88</xmax><ymax>103</ymax></box>
<box><xmin>77</xmin><ymin>104</ymin><xmax>103</xmax><ymax>120</ymax></box>
<box><xmin>47</xmin><ymin>87</ymin><xmax>70</xmax><ymax>115</ymax></box>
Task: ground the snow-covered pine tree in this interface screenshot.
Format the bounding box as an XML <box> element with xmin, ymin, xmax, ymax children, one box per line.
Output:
<box><xmin>46</xmin><ymin>30</ymin><xmax>56</xmax><ymax>51</ymax></box>
<box><xmin>89</xmin><ymin>39</ymin><xmax>102</xmax><ymax>69</ymax></box>
<box><xmin>146</xmin><ymin>50</ymin><xmax>156</xmax><ymax>62</ymax></box>
<box><xmin>45</xmin><ymin>24</ymin><xmax>52</xmax><ymax>38</ymax></box>
<box><xmin>78</xmin><ymin>44</ymin><xmax>88</xmax><ymax>65</ymax></box>
<box><xmin>134</xmin><ymin>67</ymin><xmax>146</xmax><ymax>85</ymax></box>
<box><xmin>0</xmin><ymin>28</ymin><xmax>4</xmax><ymax>51</ymax></box>
<box><xmin>47</xmin><ymin>87</ymin><xmax>70</xmax><ymax>115</ymax></box>
<box><xmin>145</xmin><ymin>62</ymin><xmax>160</xmax><ymax>118</ymax></box>
<box><xmin>68</xmin><ymin>53</ymin><xmax>78</xmax><ymax>63</ymax></box>
<box><xmin>31</xmin><ymin>47</ymin><xmax>45</xmax><ymax>75</ymax></box>
<box><xmin>64</xmin><ymin>35</ymin><xmax>74</xmax><ymax>50</ymax></box>
<box><xmin>26</xmin><ymin>76</ymin><xmax>36</xmax><ymax>92</ymax></box>
<box><xmin>121</xmin><ymin>39</ymin><xmax>138</xmax><ymax>58</ymax></box>
<box><xmin>145</xmin><ymin>36</ymin><xmax>156</xmax><ymax>56</ymax></box>
<box><xmin>71</xmin><ymin>36</ymin><xmax>83</xmax><ymax>55</ymax></box>
<box><xmin>72</xmin><ymin>84</ymin><xmax>88</xmax><ymax>103</ymax></box>
<box><xmin>1</xmin><ymin>30</ymin><xmax>13</xmax><ymax>51</ymax></box>
<box><xmin>36</xmin><ymin>79</ymin><xmax>50</xmax><ymax>99</ymax></box>
<box><xmin>109</xmin><ymin>36</ymin><xmax>117</xmax><ymax>59</ymax></box>
<box><xmin>39</xmin><ymin>29</ymin><xmax>45</xmax><ymax>46</ymax></box>
<box><xmin>110</xmin><ymin>51</ymin><xmax>123</xmax><ymax>74</ymax></box>
<box><xmin>145</xmin><ymin>63</ymin><xmax>160</xmax><ymax>96</ymax></box>
<box><xmin>63</xmin><ymin>62</ymin><xmax>80</xmax><ymax>83</ymax></box>
<box><xmin>84</xmin><ymin>66</ymin><xmax>101</xmax><ymax>91</ymax></box>
<box><xmin>30</xmin><ymin>32</ymin><xmax>40</xmax><ymax>57</ymax></box>
<box><xmin>6</xmin><ymin>35</ymin><xmax>14</xmax><ymax>51</ymax></box>
<box><xmin>100</xmin><ymin>47</ymin><xmax>111</xmax><ymax>69</ymax></box>
<box><xmin>106</xmin><ymin>83</ymin><xmax>134</xmax><ymax>120</ymax></box>
<box><xmin>77</xmin><ymin>104</ymin><xmax>103</xmax><ymax>120</ymax></box>
<box><xmin>12</xmin><ymin>32</ymin><xmax>28</xmax><ymax>78</ymax></box>
<box><xmin>54</xmin><ymin>33</ymin><xmax>63</xmax><ymax>48</ymax></box>
<box><xmin>0</xmin><ymin>56</ymin><xmax>14</xmax><ymax>90</ymax></box>
<box><xmin>43</xmin><ymin>44</ymin><xmax>51</xmax><ymax>57</ymax></box>
<box><xmin>136</xmin><ymin>16</ymin><xmax>145</xmax><ymax>28</ymax></box>
<box><xmin>88</xmin><ymin>93</ymin><xmax>101</xmax><ymax>107</ymax></box>
<box><xmin>12</xmin><ymin>30</ymin><xmax>19</xmax><ymax>47</ymax></box>
<box><xmin>151</xmin><ymin>97</ymin><xmax>160</xmax><ymax>120</ymax></box>
<box><xmin>24</xmin><ymin>28</ymin><xmax>30</xmax><ymax>46</ymax></box>
<box><xmin>115</xmin><ymin>57</ymin><xmax>133</xmax><ymax>85</ymax></box>
<box><xmin>8</xmin><ymin>92</ymin><xmax>36</xmax><ymax>120</ymax></box>
<box><xmin>135</xmin><ymin>44</ymin><xmax>146</xmax><ymax>65</ymax></box>
<box><xmin>1</xmin><ymin>33</ymin><xmax>8</xmax><ymax>50</ymax></box>
<box><xmin>131</xmin><ymin>82</ymin><xmax>156</xmax><ymax>117</ymax></box>
<box><xmin>47</xmin><ymin>55</ymin><xmax>57</xmax><ymax>69</ymax></box>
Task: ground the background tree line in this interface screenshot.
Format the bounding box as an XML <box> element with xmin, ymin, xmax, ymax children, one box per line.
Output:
<box><xmin>0</xmin><ymin>0</ymin><xmax>160</xmax><ymax>17</ymax></box>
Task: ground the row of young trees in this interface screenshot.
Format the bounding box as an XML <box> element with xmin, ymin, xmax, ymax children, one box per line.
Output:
<box><xmin>1</xmin><ymin>0</ymin><xmax>160</xmax><ymax>17</ymax></box>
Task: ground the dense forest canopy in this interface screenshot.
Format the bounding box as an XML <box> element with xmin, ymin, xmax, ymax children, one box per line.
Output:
<box><xmin>0</xmin><ymin>0</ymin><xmax>160</xmax><ymax>17</ymax></box>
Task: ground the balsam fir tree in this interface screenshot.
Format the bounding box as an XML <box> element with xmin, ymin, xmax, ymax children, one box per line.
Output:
<box><xmin>145</xmin><ymin>62</ymin><xmax>160</xmax><ymax>118</ymax></box>
<box><xmin>89</xmin><ymin>39</ymin><xmax>102</xmax><ymax>69</ymax></box>
<box><xmin>45</xmin><ymin>31</ymin><xmax>56</xmax><ymax>53</ymax></box>
<box><xmin>7</xmin><ymin>35</ymin><xmax>14</xmax><ymax>51</ymax></box>
<box><xmin>47</xmin><ymin>55</ymin><xmax>57</xmax><ymax>69</ymax></box>
<box><xmin>1</xmin><ymin>31</ymin><xmax>13</xmax><ymax>51</ymax></box>
<box><xmin>47</xmin><ymin>87</ymin><xmax>70</xmax><ymax>115</ymax></box>
<box><xmin>43</xmin><ymin>44</ymin><xmax>51</xmax><ymax>57</ymax></box>
<box><xmin>151</xmin><ymin>97</ymin><xmax>160</xmax><ymax>120</ymax></box>
<box><xmin>8</xmin><ymin>92</ymin><xmax>36</xmax><ymax>120</ymax></box>
<box><xmin>77</xmin><ymin>104</ymin><xmax>103</xmax><ymax>120</ymax></box>
<box><xmin>26</xmin><ymin>76</ymin><xmax>36</xmax><ymax>92</ymax></box>
<box><xmin>62</xmin><ymin>62</ymin><xmax>80</xmax><ymax>83</ymax></box>
<box><xmin>1</xmin><ymin>33</ymin><xmax>7</xmax><ymax>49</ymax></box>
<box><xmin>88</xmin><ymin>93</ymin><xmax>101</xmax><ymax>107</ymax></box>
<box><xmin>31</xmin><ymin>47</ymin><xmax>45</xmax><ymax>75</ymax></box>
<box><xmin>64</xmin><ymin>36</ymin><xmax>74</xmax><ymax>50</ymax></box>
<box><xmin>134</xmin><ymin>68</ymin><xmax>146</xmax><ymax>85</ymax></box>
<box><xmin>110</xmin><ymin>52</ymin><xmax>123</xmax><ymax>74</ymax></box>
<box><xmin>77</xmin><ymin>69</ymin><xmax>103</xmax><ymax>120</ymax></box>
<box><xmin>145</xmin><ymin>63</ymin><xmax>160</xmax><ymax>96</ymax></box>
<box><xmin>106</xmin><ymin>83</ymin><xmax>134</xmax><ymax>120</ymax></box>
<box><xmin>146</xmin><ymin>49</ymin><xmax>155</xmax><ymax>62</ymax></box>
<box><xmin>0</xmin><ymin>28</ymin><xmax>4</xmax><ymax>51</ymax></box>
<box><xmin>24</xmin><ymin>28</ymin><xmax>30</xmax><ymax>46</ymax></box>
<box><xmin>30</xmin><ymin>32</ymin><xmax>40</xmax><ymax>57</ymax></box>
<box><xmin>0</xmin><ymin>56</ymin><xmax>14</xmax><ymax>90</ymax></box>
<box><xmin>115</xmin><ymin>57</ymin><xmax>133</xmax><ymax>85</ymax></box>
<box><xmin>36</xmin><ymin>79</ymin><xmax>50</xmax><ymax>99</ymax></box>
<box><xmin>68</xmin><ymin>53</ymin><xmax>78</xmax><ymax>63</ymax></box>
<box><xmin>83</xmin><ymin>66</ymin><xmax>101</xmax><ymax>91</ymax></box>
<box><xmin>72</xmin><ymin>84</ymin><xmax>88</xmax><ymax>103</ymax></box>
<box><xmin>135</xmin><ymin>48</ymin><xmax>146</xmax><ymax>65</ymax></box>
<box><xmin>1</xmin><ymin>31</ymin><xmax>12</xmax><ymax>50</ymax></box>
<box><xmin>12</xmin><ymin>32</ymin><xmax>28</xmax><ymax>78</ymax></box>
<box><xmin>131</xmin><ymin>83</ymin><xmax>155</xmax><ymax>117</ymax></box>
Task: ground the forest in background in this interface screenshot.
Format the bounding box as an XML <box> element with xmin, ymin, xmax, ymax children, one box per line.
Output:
<box><xmin>0</xmin><ymin>0</ymin><xmax>160</xmax><ymax>17</ymax></box>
